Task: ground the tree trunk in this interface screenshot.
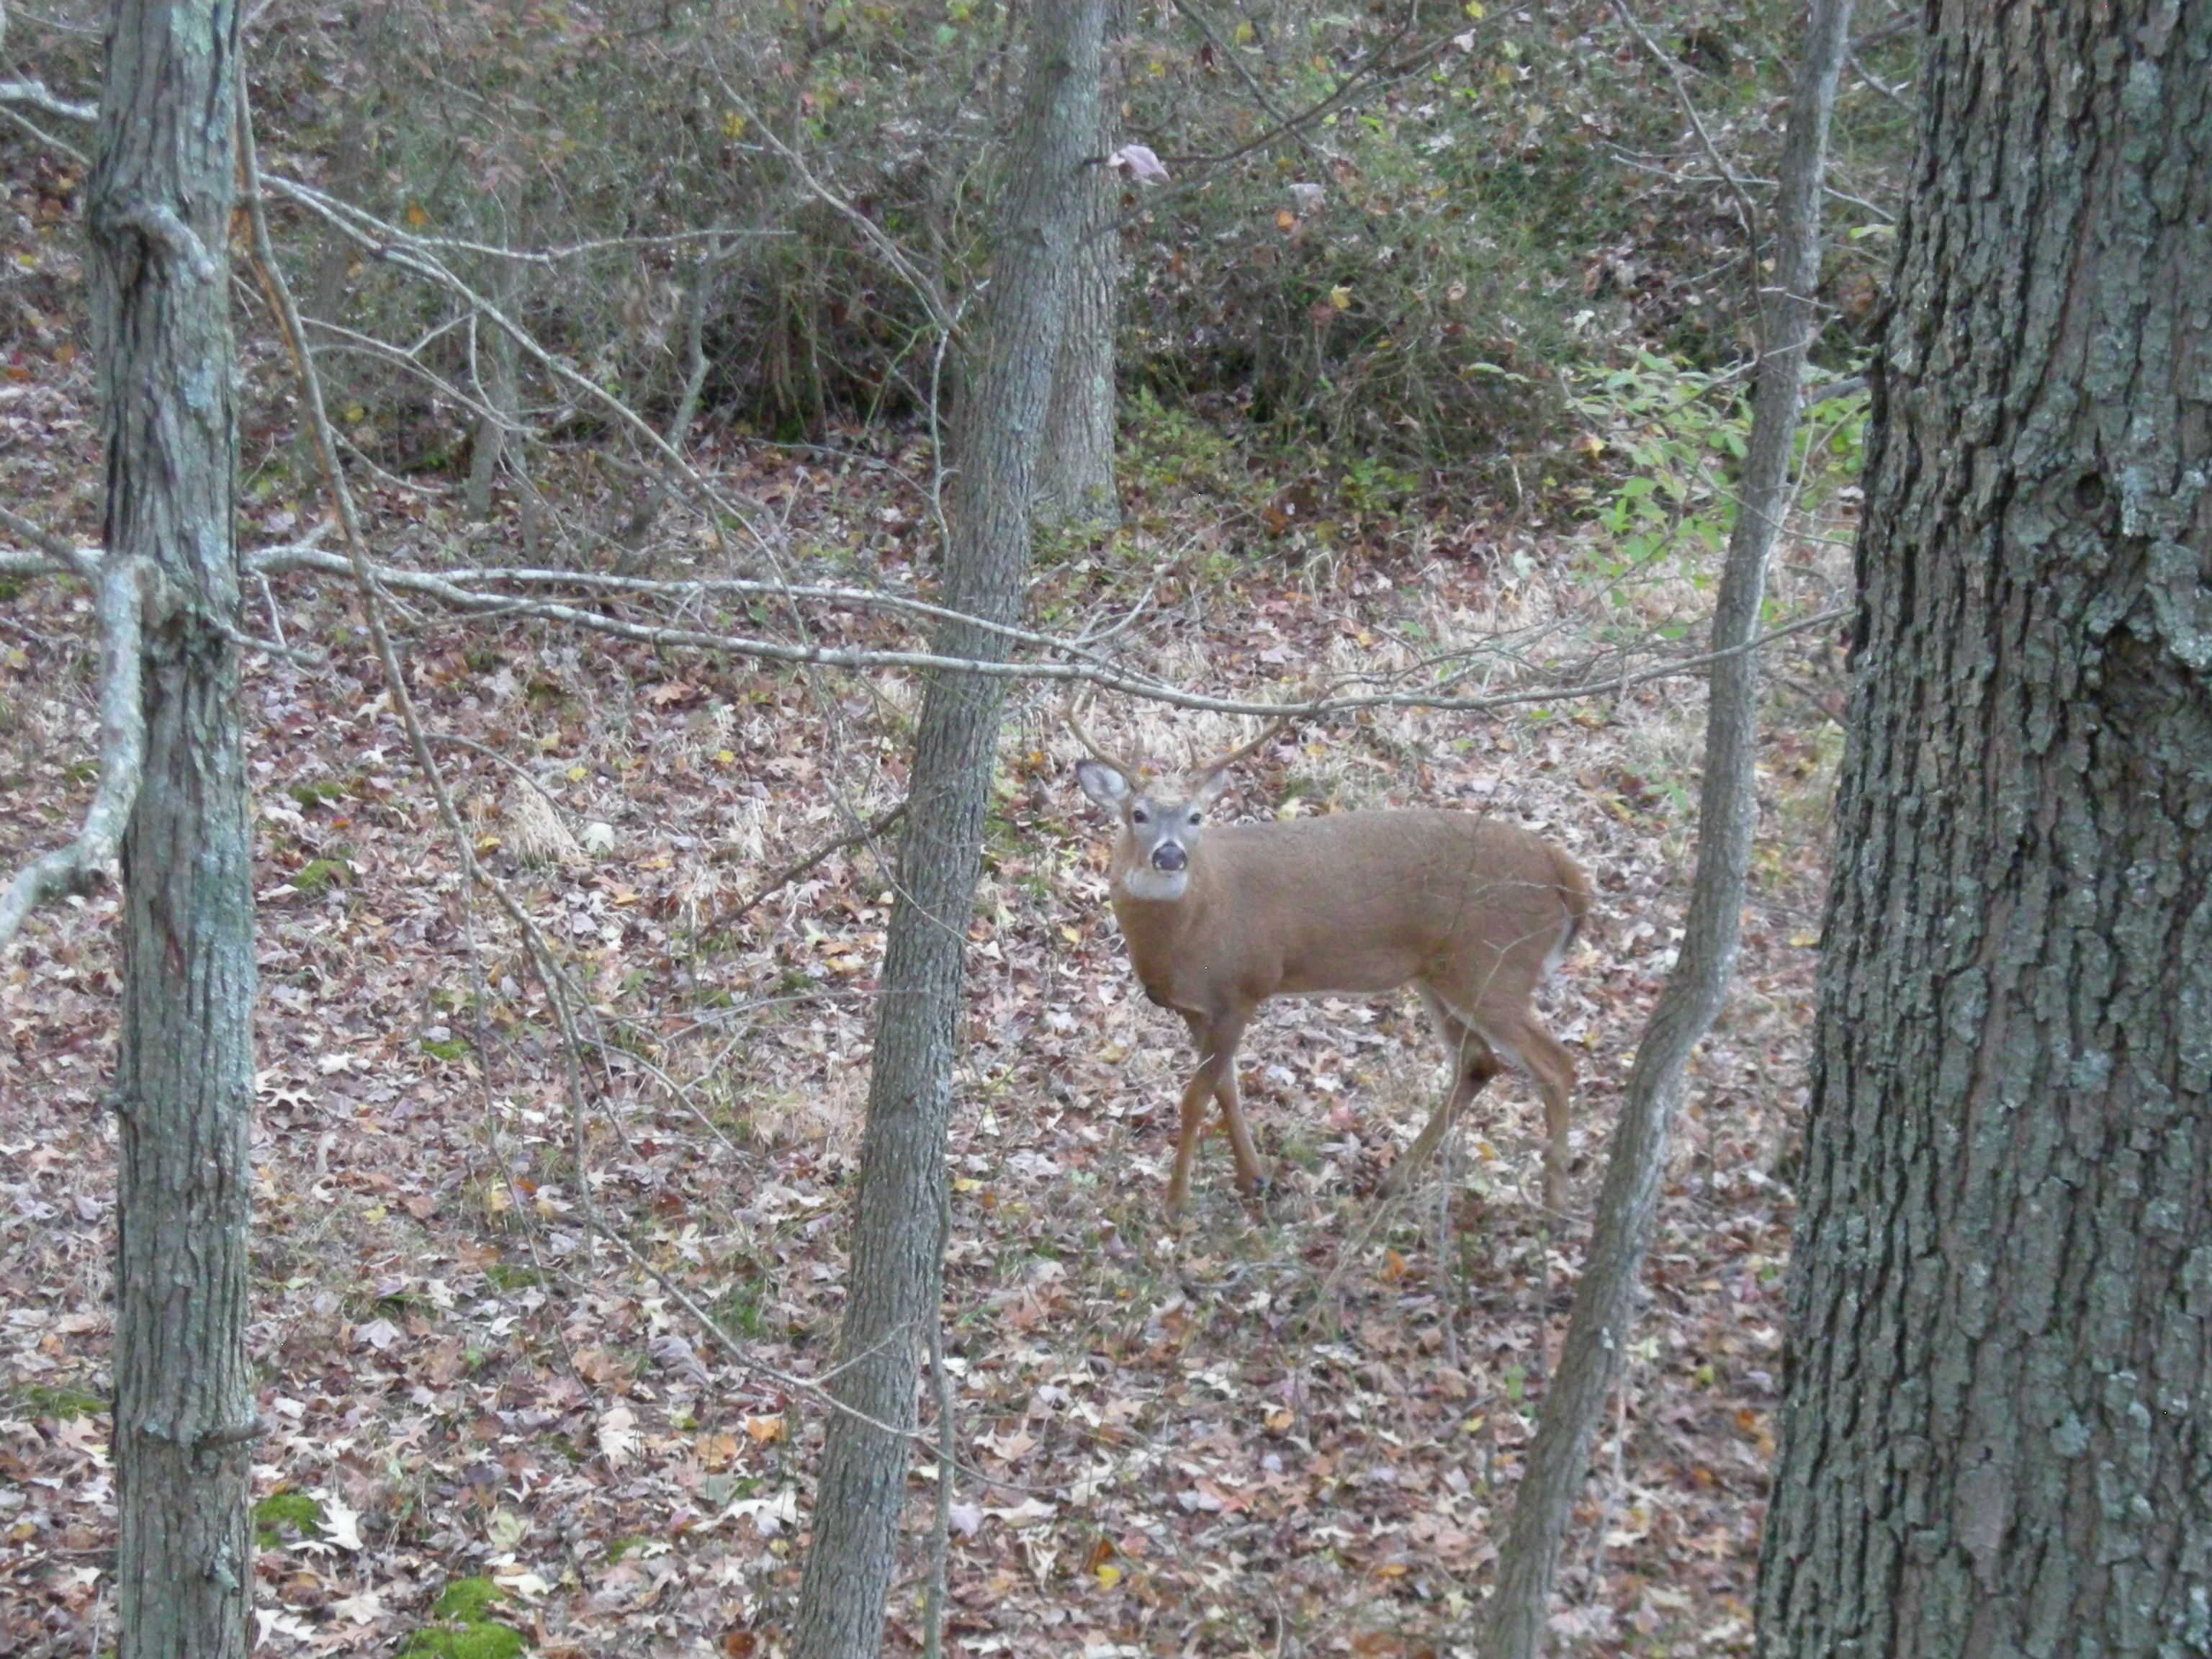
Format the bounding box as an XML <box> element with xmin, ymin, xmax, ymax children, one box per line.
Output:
<box><xmin>464</xmin><ymin>266</ymin><xmax>521</xmax><ymax>524</ymax></box>
<box><xmin>1035</xmin><ymin>4</ymin><xmax>1124</xmax><ymax>527</ymax></box>
<box><xmin>788</xmin><ymin>6</ymin><xmax>1104</xmax><ymax>1658</ymax></box>
<box><xmin>1756</xmin><ymin>9</ymin><xmax>2212</xmax><ymax>1658</ymax></box>
<box><xmin>1475</xmin><ymin>5</ymin><xmax>1854</xmax><ymax>1654</ymax></box>
<box><xmin>86</xmin><ymin>4</ymin><xmax>258</xmax><ymax>1657</ymax></box>
<box><xmin>303</xmin><ymin>3</ymin><xmax>389</xmax><ymax>323</ymax></box>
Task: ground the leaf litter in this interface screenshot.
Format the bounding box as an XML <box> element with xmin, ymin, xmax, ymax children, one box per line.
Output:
<box><xmin>1</xmin><ymin>336</ymin><xmax>1841</xmax><ymax>1659</ymax></box>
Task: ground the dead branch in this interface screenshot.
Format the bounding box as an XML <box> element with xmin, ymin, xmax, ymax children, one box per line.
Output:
<box><xmin>258</xmin><ymin>173</ymin><xmax>779</xmax><ymax>554</ymax></box>
<box><xmin>0</xmin><ymin>505</ymin><xmax>99</xmax><ymax>581</ymax></box>
<box><xmin>1609</xmin><ymin>0</ymin><xmax>1765</xmax><ymax>297</ymax></box>
<box><xmin>0</xmin><ymin>554</ymin><xmax>145</xmax><ymax>953</ymax></box>
<box><xmin>718</xmin><ymin>800</ymin><xmax>909</xmax><ymax>928</ymax></box>
<box><xmin>0</xmin><ymin>78</ymin><xmax>96</xmax><ymax>124</ymax></box>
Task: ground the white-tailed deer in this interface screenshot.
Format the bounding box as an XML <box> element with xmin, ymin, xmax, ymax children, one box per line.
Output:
<box><xmin>1071</xmin><ymin>699</ymin><xmax>1591</xmax><ymax>1215</ymax></box>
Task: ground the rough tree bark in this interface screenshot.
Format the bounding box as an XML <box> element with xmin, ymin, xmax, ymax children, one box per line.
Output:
<box><xmin>464</xmin><ymin>222</ymin><xmax>523</xmax><ymax>526</ymax></box>
<box><xmin>1477</xmin><ymin>4</ymin><xmax>1855</xmax><ymax>1653</ymax></box>
<box><xmin>788</xmin><ymin>6</ymin><xmax>1104</xmax><ymax>1657</ymax></box>
<box><xmin>86</xmin><ymin>2</ymin><xmax>258</xmax><ymax>1655</ymax></box>
<box><xmin>1756</xmin><ymin>8</ymin><xmax>2212</xmax><ymax>1655</ymax></box>
<box><xmin>1035</xmin><ymin>1</ymin><xmax>1125</xmax><ymax>526</ymax></box>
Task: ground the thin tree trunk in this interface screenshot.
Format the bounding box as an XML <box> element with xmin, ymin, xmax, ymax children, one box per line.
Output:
<box><xmin>1035</xmin><ymin>4</ymin><xmax>1124</xmax><ymax>526</ymax></box>
<box><xmin>86</xmin><ymin>3</ymin><xmax>257</xmax><ymax>1655</ymax></box>
<box><xmin>788</xmin><ymin>6</ymin><xmax>1104</xmax><ymax>1658</ymax></box>
<box><xmin>1756</xmin><ymin>9</ymin><xmax>2212</xmax><ymax>1655</ymax></box>
<box><xmin>465</xmin><ymin>299</ymin><xmax>520</xmax><ymax>523</ymax></box>
<box><xmin>1476</xmin><ymin>4</ymin><xmax>1854</xmax><ymax>1653</ymax></box>
<box><xmin>303</xmin><ymin>3</ymin><xmax>387</xmax><ymax>323</ymax></box>
<box><xmin>618</xmin><ymin>231</ymin><xmax>729</xmax><ymax>562</ymax></box>
<box><xmin>465</xmin><ymin>194</ymin><xmax>523</xmax><ymax>526</ymax></box>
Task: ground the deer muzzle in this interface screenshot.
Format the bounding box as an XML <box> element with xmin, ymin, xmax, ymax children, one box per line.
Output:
<box><xmin>1151</xmin><ymin>841</ymin><xmax>1188</xmax><ymax>873</ymax></box>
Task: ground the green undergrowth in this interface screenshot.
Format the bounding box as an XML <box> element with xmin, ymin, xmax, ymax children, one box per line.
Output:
<box><xmin>403</xmin><ymin>1578</ymin><xmax>527</xmax><ymax>1659</ymax></box>
<box><xmin>253</xmin><ymin>1491</ymin><xmax>324</xmax><ymax>1549</ymax></box>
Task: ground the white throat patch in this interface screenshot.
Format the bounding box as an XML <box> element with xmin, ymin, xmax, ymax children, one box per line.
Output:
<box><xmin>1120</xmin><ymin>866</ymin><xmax>1190</xmax><ymax>902</ymax></box>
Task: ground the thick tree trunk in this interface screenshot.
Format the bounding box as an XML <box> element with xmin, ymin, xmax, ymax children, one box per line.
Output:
<box><xmin>86</xmin><ymin>4</ymin><xmax>258</xmax><ymax>1657</ymax></box>
<box><xmin>1035</xmin><ymin>9</ymin><xmax>1123</xmax><ymax>527</ymax></box>
<box><xmin>1756</xmin><ymin>9</ymin><xmax>2212</xmax><ymax>1657</ymax></box>
<box><xmin>1475</xmin><ymin>5</ymin><xmax>1854</xmax><ymax>1654</ymax></box>
<box><xmin>788</xmin><ymin>6</ymin><xmax>1104</xmax><ymax>1658</ymax></box>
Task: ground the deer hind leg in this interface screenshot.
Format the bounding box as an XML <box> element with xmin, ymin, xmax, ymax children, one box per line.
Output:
<box><xmin>1462</xmin><ymin>1004</ymin><xmax>1578</xmax><ymax>1215</ymax></box>
<box><xmin>1511</xmin><ymin>1017</ymin><xmax>1577</xmax><ymax>1215</ymax></box>
<box><xmin>1380</xmin><ymin>990</ymin><xmax>1503</xmax><ymax>1197</ymax></box>
<box><xmin>1167</xmin><ymin>1010</ymin><xmax>1253</xmax><ymax>1213</ymax></box>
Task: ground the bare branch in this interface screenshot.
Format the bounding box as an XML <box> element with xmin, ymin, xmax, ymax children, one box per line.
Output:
<box><xmin>257</xmin><ymin>172</ymin><xmax>778</xmax><ymax>552</ymax></box>
<box><xmin>0</xmin><ymin>556</ymin><xmax>146</xmax><ymax>953</ymax></box>
<box><xmin>1609</xmin><ymin>0</ymin><xmax>1764</xmax><ymax>297</ymax></box>
<box><xmin>0</xmin><ymin>78</ymin><xmax>96</xmax><ymax>124</ymax></box>
<box><xmin>706</xmin><ymin>73</ymin><xmax>953</xmax><ymax>335</ymax></box>
<box><xmin>245</xmin><ymin>542</ymin><xmax>1842</xmax><ymax>719</ymax></box>
<box><xmin>717</xmin><ymin>800</ymin><xmax>908</xmax><ymax>928</ymax></box>
<box><xmin>0</xmin><ymin>102</ymin><xmax>89</xmax><ymax>167</ymax></box>
<box><xmin>0</xmin><ymin>505</ymin><xmax>99</xmax><ymax>581</ymax></box>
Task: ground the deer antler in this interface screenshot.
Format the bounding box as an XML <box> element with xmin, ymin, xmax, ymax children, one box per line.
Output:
<box><xmin>1187</xmin><ymin>680</ymin><xmax>1327</xmax><ymax>783</ymax></box>
<box><xmin>1066</xmin><ymin>687</ymin><xmax>1151</xmax><ymax>784</ymax></box>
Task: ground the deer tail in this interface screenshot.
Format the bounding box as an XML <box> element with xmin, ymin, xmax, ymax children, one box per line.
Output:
<box><xmin>1545</xmin><ymin>845</ymin><xmax>1594</xmax><ymax>974</ymax></box>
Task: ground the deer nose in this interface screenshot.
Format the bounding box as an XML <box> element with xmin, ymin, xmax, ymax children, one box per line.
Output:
<box><xmin>1151</xmin><ymin>841</ymin><xmax>1187</xmax><ymax>873</ymax></box>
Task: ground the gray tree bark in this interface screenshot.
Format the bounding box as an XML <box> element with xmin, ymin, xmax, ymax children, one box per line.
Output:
<box><xmin>788</xmin><ymin>6</ymin><xmax>1104</xmax><ymax>1658</ymax></box>
<box><xmin>1035</xmin><ymin>4</ymin><xmax>1125</xmax><ymax>527</ymax></box>
<box><xmin>86</xmin><ymin>2</ymin><xmax>258</xmax><ymax>1655</ymax></box>
<box><xmin>1756</xmin><ymin>8</ymin><xmax>2212</xmax><ymax>1656</ymax></box>
<box><xmin>464</xmin><ymin>236</ymin><xmax>522</xmax><ymax>525</ymax></box>
<box><xmin>1477</xmin><ymin>4</ymin><xmax>1855</xmax><ymax>1654</ymax></box>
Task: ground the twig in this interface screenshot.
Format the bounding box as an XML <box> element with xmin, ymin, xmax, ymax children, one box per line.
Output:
<box><xmin>258</xmin><ymin>172</ymin><xmax>777</xmax><ymax>549</ymax></box>
<box><xmin>0</xmin><ymin>102</ymin><xmax>88</xmax><ymax>166</ymax></box>
<box><xmin>420</xmin><ymin>732</ymin><xmax>583</xmax><ymax>826</ymax></box>
<box><xmin>241</xmin><ymin>86</ymin><xmax>617</xmax><ymax>1275</ymax></box>
<box><xmin>1609</xmin><ymin>0</ymin><xmax>1763</xmax><ymax>300</ymax></box>
<box><xmin>242</xmin><ymin>542</ymin><xmax>1845</xmax><ymax>719</ymax></box>
<box><xmin>1848</xmin><ymin>46</ymin><xmax>1915</xmax><ymax>112</ymax></box>
<box><xmin>719</xmin><ymin>801</ymin><xmax>909</xmax><ymax>927</ymax></box>
<box><xmin>619</xmin><ymin>229</ymin><xmax>734</xmax><ymax>552</ymax></box>
<box><xmin>706</xmin><ymin>67</ymin><xmax>950</xmax><ymax>333</ymax></box>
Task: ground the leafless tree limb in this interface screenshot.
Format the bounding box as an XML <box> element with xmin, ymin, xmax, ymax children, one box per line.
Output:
<box><xmin>0</xmin><ymin>78</ymin><xmax>96</xmax><ymax>123</ymax></box>
<box><xmin>0</xmin><ymin>554</ymin><xmax>145</xmax><ymax>953</ymax></box>
<box><xmin>716</xmin><ymin>800</ymin><xmax>909</xmax><ymax>929</ymax></box>
<box><xmin>1609</xmin><ymin>0</ymin><xmax>1764</xmax><ymax>296</ymax></box>
<box><xmin>21</xmin><ymin>536</ymin><xmax>1842</xmax><ymax>721</ymax></box>
<box><xmin>257</xmin><ymin>172</ymin><xmax>778</xmax><ymax>551</ymax></box>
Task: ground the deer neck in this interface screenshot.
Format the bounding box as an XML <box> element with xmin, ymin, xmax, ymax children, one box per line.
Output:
<box><xmin>1110</xmin><ymin>845</ymin><xmax>1213</xmax><ymax>980</ymax></box>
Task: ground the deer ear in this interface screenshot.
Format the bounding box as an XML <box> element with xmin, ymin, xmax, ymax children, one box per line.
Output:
<box><xmin>1191</xmin><ymin>769</ymin><xmax>1230</xmax><ymax>806</ymax></box>
<box><xmin>1076</xmin><ymin>758</ymin><xmax>1129</xmax><ymax>807</ymax></box>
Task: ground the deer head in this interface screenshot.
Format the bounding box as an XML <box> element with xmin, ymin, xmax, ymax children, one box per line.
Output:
<box><xmin>1069</xmin><ymin>692</ymin><xmax>1297</xmax><ymax>902</ymax></box>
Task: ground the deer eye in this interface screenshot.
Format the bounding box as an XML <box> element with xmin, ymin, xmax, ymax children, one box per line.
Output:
<box><xmin>1187</xmin><ymin>810</ymin><xmax>1203</xmax><ymax>825</ymax></box>
<box><xmin>1130</xmin><ymin>809</ymin><xmax>1150</xmax><ymax>824</ymax></box>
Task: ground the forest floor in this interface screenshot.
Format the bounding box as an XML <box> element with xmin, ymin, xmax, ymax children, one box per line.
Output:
<box><xmin>1</xmin><ymin>289</ymin><xmax>1845</xmax><ymax>1655</ymax></box>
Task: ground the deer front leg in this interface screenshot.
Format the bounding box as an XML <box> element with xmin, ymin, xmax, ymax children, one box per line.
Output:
<box><xmin>1166</xmin><ymin>1011</ymin><xmax>1253</xmax><ymax>1213</ymax></box>
<box><xmin>1166</xmin><ymin>1051</ymin><xmax>1224</xmax><ymax>1215</ymax></box>
<box><xmin>1205</xmin><ymin>1015</ymin><xmax>1261</xmax><ymax>1198</ymax></box>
